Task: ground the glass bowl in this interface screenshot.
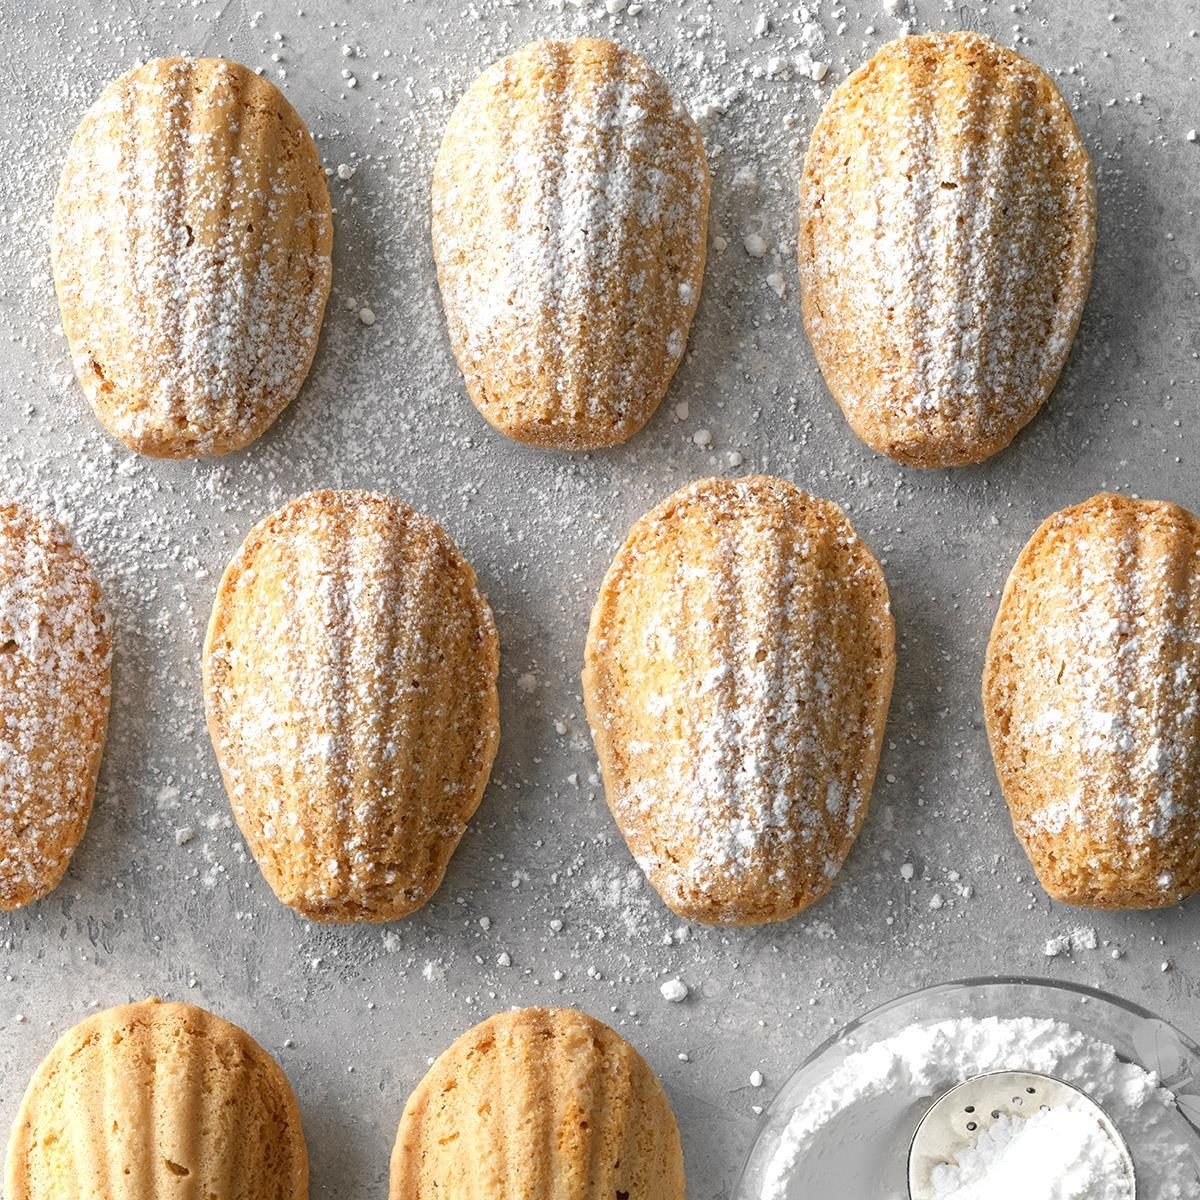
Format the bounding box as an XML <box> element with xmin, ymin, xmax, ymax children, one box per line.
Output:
<box><xmin>733</xmin><ymin>976</ymin><xmax>1200</xmax><ymax>1200</ymax></box>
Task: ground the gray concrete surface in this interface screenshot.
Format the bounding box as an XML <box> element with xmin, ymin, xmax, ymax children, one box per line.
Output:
<box><xmin>0</xmin><ymin>0</ymin><xmax>1197</xmax><ymax>1195</ymax></box>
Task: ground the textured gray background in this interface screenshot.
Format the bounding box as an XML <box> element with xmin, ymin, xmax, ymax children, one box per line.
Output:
<box><xmin>0</xmin><ymin>0</ymin><xmax>1197</xmax><ymax>1195</ymax></box>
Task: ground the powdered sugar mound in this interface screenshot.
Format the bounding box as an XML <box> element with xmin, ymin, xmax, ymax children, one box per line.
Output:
<box><xmin>930</xmin><ymin>1106</ymin><xmax>1132</xmax><ymax>1200</ymax></box>
<box><xmin>761</xmin><ymin>1018</ymin><xmax>1195</xmax><ymax>1200</ymax></box>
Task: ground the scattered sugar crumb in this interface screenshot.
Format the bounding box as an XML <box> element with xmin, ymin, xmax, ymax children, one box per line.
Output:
<box><xmin>660</xmin><ymin>978</ymin><xmax>689</xmax><ymax>1003</ymax></box>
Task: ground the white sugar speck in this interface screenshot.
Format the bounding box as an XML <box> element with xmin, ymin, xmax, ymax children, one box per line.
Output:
<box><xmin>660</xmin><ymin>978</ymin><xmax>689</xmax><ymax>1003</ymax></box>
<box><xmin>743</xmin><ymin>233</ymin><xmax>769</xmax><ymax>257</ymax></box>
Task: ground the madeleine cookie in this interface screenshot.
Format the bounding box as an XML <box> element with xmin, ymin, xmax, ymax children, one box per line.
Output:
<box><xmin>985</xmin><ymin>493</ymin><xmax>1200</xmax><ymax>909</ymax></box>
<box><xmin>5</xmin><ymin>998</ymin><xmax>307</xmax><ymax>1199</ymax></box>
<box><xmin>433</xmin><ymin>38</ymin><xmax>709</xmax><ymax>450</ymax></box>
<box><xmin>0</xmin><ymin>503</ymin><xmax>111</xmax><ymax>910</ymax></box>
<box><xmin>204</xmin><ymin>490</ymin><xmax>499</xmax><ymax>922</ymax></box>
<box><xmin>799</xmin><ymin>32</ymin><xmax>1095</xmax><ymax>468</ymax></box>
<box><xmin>52</xmin><ymin>57</ymin><xmax>333</xmax><ymax>458</ymax></box>
<box><xmin>390</xmin><ymin>1007</ymin><xmax>684</xmax><ymax>1200</ymax></box>
<box><xmin>583</xmin><ymin>476</ymin><xmax>895</xmax><ymax>925</ymax></box>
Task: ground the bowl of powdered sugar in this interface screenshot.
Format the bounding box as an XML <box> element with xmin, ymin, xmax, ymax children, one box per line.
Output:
<box><xmin>735</xmin><ymin>977</ymin><xmax>1200</xmax><ymax>1200</ymax></box>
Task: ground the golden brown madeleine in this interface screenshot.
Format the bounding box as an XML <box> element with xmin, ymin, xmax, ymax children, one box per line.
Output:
<box><xmin>5</xmin><ymin>998</ymin><xmax>307</xmax><ymax>1199</ymax></box>
<box><xmin>432</xmin><ymin>38</ymin><xmax>709</xmax><ymax>450</ymax></box>
<box><xmin>798</xmin><ymin>32</ymin><xmax>1095</xmax><ymax>468</ymax></box>
<box><xmin>985</xmin><ymin>493</ymin><xmax>1200</xmax><ymax>909</ymax></box>
<box><xmin>0</xmin><ymin>502</ymin><xmax>110</xmax><ymax>910</ymax></box>
<box><xmin>52</xmin><ymin>57</ymin><xmax>333</xmax><ymax>458</ymax></box>
<box><xmin>390</xmin><ymin>1007</ymin><xmax>684</xmax><ymax>1200</ymax></box>
<box><xmin>583</xmin><ymin>476</ymin><xmax>895</xmax><ymax>925</ymax></box>
<box><xmin>204</xmin><ymin>489</ymin><xmax>500</xmax><ymax>922</ymax></box>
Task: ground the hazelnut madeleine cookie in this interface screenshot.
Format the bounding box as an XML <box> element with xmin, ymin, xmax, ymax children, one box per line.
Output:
<box><xmin>0</xmin><ymin>502</ymin><xmax>111</xmax><ymax>910</ymax></box>
<box><xmin>52</xmin><ymin>57</ymin><xmax>332</xmax><ymax>457</ymax></box>
<box><xmin>6</xmin><ymin>999</ymin><xmax>307</xmax><ymax>1200</ymax></box>
<box><xmin>204</xmin><ymin>490</ymin><xmax>500</xmax><ymax>922</ymax></box>
<box><xmin>799</xmin><ymin>32</ymin><xmax>1095</xmax><ymax>468</ymax></box>
<box><xmin>433</xmin><ymin>38</ymin><xmax>709</xmax><ymax>450</ymax></box>
<box><xmin>985</xmin><ymin>493</ymin><xmax>1200</xmax><ymax>908</ymax></box>
<box><xmin>584</xmin><ymin>476</ymin><xmax>895</xmax><ymax>925</ymax></box>
<box><xmin>391</xmin><ymin>1007</ymin><xmax>684</xmax><ymax>1200</ymax></box>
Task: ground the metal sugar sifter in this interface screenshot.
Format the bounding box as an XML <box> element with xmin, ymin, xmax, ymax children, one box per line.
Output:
<box><xmin>907</xmin><ymin>1070</ymin><xmax>1136</xmax><ymax>1198</ymax></box>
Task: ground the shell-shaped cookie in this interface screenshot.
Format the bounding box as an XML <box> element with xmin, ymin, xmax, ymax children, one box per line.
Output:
<box><xmin>432</xmin><ymin>38</ymin><xmax>710</xmax><ymax>450</ymax></box>
<box><xmin>0</xmin><ymin>503</ymin><xmax>111</xmax><ymax>911</ymax></box>
<box><xmin>203</xmin><ymin>489</ymin><xmax>500</xmax><ymax>922</ymax></box>
<box><xmin>52</xmin><ymin>57</ymin><xmax>333</xmax><ymax>458</ymax></box>
<box><xmin>583</xmin><ymin>476</ymin><xmax>895</xmax><ymax>925</ymax></box>
<box><xmin>390</xmin><ymin>1007</ymin><xmax>684</xmax><ymax>1200</ymax></box>
<box><xmin>984</xmin><ymin>493</ymin><xmax>1200</xmax><ymax>909</ymax></box>
<box><xmin>5</xmin><ymin>998</ymin><xmax>307</xmax><ymax>1199</ymax></box>
<box><xmin>798</xmin><ymin>32</ymin><xmax>1096</xmax><ymax>468</ymax></box>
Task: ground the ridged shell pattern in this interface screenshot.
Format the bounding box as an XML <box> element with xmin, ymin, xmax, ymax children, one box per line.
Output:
<box><xmin>583</xmin><ymin>476</ymin><xmax>896</xmax><ymax>925</ymax></box>
<box><xmin>390</xmin><ymin>1007</ymin><xmax>685</xmax><ymax>1200</ymax></box>
<box><xmin>985</xmin><ymin>493</ymin><xmax>1200</xmax><ymax>909</ymax></box>
<box><xmin>203</xmin><ymin>490</ymin><xmax>500</xmax><ymax>922</ymax></box>
<box><xmin>799</xmin><ymin>32</ymin><xmax>1096</xmax><ymax>468</ymax></box>
<box><xmin>52</xmin><ymin>57</ymin><xmax>333</xmax><ymax>458</ymax></box>
<box><xmin>432</xmin><ymin>38</ymin><xmax>710</xmax><ymax>450</ymax></box>
<box><xmin>5</xmin><ymin>999</ymin><xmax>308</xmax><ymax>1200</ymax></box>
<box><xmin>0</xmin><ymin>503</ymin><xmax>111</xmax><ymax>910</ymax></box>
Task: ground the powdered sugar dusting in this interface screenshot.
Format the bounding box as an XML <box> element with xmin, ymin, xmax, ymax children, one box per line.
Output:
<box><xmin>0</xmin><ymin>0</ymin><xmax>1191</xmax><ymax>1191</ymax></box>
<box><xmin>799</xmin><ymin>32</ymin><xmax>1096</xmax><ymax>466</ymax></box>
<box><xmin>432</xmin><ymin>38</ymin><xmax>709</xmax><ymax>448</ymax></box>
<box><xmin>204</xmin><ymin>489</ymin><xmax>500</xmax><ymax>921</ymax></box>
<box><xmin>0</xmin><ymin>503</ymin><xmax>111</xmax><ymax>908</ymax></box>
<box><xmin>585</xmin><ymin>475</ymin><xmax>894</xmax><ymax>924</ymax></box>
<box><xmin>52</xmin><ymin>56</ymin><xmax>332</xmax><ymax>457</ymax></box>
<box><xmin>986</xmin><ymin>493</ymin><xmax>1200</xmax><ymax>908</ymax></box>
